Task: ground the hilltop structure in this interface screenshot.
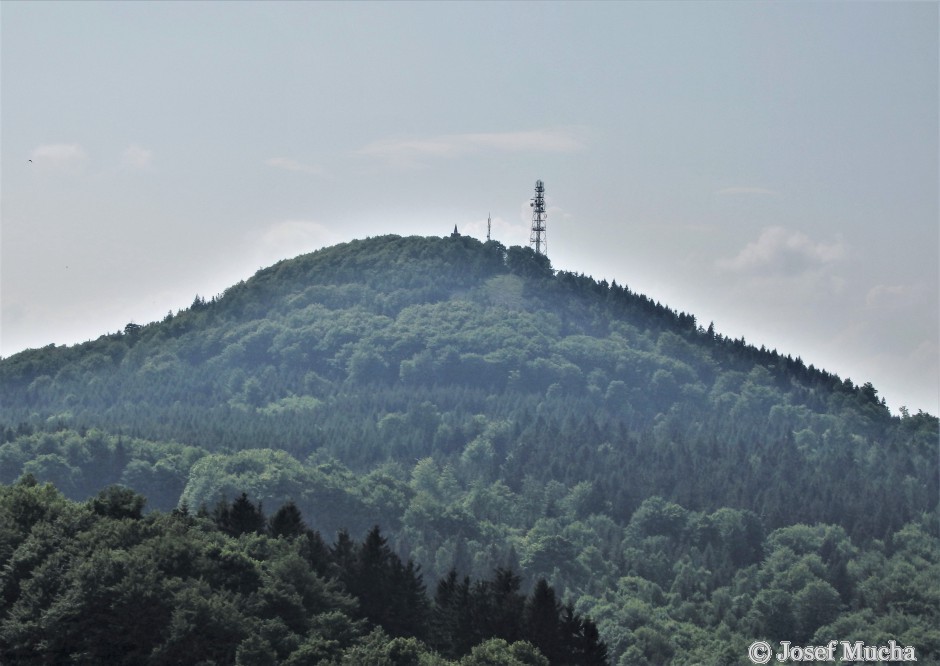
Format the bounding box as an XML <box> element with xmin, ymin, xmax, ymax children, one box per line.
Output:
<box><xmin>529</xmin><ymin>179</ymin><xmax>546</xmax><ymax>255</ymax></box>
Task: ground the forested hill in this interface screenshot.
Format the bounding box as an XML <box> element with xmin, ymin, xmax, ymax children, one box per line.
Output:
<box><xmin>2</xmin><ymin>234</ymin><xmax>938</xmax><ymax>665</ymax></box>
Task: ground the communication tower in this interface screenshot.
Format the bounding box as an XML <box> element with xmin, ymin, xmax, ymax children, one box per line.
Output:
<box><xmin>487</xmin><ymin>213</ymin><xmax>492</xmax><ymax>242</ymax></box>
<box><xmin>529</xmin><ymin>180</ymin><xmax>546</xmax><ymax>255</ymax></box>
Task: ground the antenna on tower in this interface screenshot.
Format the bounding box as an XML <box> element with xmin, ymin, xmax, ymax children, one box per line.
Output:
<box><xmin>529</xmin><ymin>180</ymin><xmax>546</xmax><ymax>255</ymax></box>
<box><xmin>487</xmin><ymin>213</ymin><xmax>491</xmax><ymax>242</ymax></box>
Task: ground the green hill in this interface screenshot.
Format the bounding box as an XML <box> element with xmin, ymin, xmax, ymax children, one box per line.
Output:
<box><xmin>2</xmin><ymin>234</ymin><xmax>937</xmax><ymax>664</ymax></box>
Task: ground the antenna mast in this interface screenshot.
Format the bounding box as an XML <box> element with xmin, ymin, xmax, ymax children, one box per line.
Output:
<box><xmin>529</xmin><ymin>180</ymin><xmax>547</xmax><ymax>255</ymax></box>
<box><xmin>487</xmin><ymin>213</ymin><xmax>491</xmax><ymax>242</ymax></box>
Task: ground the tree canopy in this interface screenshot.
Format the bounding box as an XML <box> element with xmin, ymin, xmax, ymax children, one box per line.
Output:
<box><xmin>1</xmin><ymin>234</ymin><xmax>937</xmax><ymax>664</ymax></box>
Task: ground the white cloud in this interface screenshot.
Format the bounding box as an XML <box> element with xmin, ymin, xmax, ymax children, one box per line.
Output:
<box><xmin>123</xmin><ymin>144</ymin><xmax>153</xmax><ymax>169</ymax></box>
<box><xmin>30</xmin><ymin>143</ymin><xmax>86</xmax><ymax>168</ymax></box>
<box><xmin>357</xmin><ymin>128</ymin><xmax>587</xmax><ymax>167</ymax></box>
<box><xmin>718</xmin><ymin>226</ymin><xmax>845</xmax><ymax>274</ymax></box>
<box><xmin>865</xmin><ymin>283</ymin><xmax>921</xmax><ymax>310</ymax></box>
<box><xmin>265</xmin><ymin>157</ymin><xmax>323</xmax><ymax>175</ymax></box>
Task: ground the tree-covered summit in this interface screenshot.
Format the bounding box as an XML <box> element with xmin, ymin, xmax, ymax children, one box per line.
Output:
<box><xmin>1</xmin><ymin>234</ymin><xmax>937</xmax><ymax>664</ymax></box>
<box><xmin>1</xmin><ymin>233</ymin><xmax>910</xmax><ymax>418</ymax></box>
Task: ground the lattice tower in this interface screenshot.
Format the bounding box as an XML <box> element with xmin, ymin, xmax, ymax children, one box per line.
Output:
<box><xmin>529</xmin><ymin>180</ymin><xmax>546</xmax><ymax>255</ymax></box>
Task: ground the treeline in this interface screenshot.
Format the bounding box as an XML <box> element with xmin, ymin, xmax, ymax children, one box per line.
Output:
<box><xmin>0</xmin><ymin>476</ymin><xmax>606</xmax><ymax>665</ymax></box>
<box><xmin>2</xmin><ymin>428</ymin><xmax>939</xmax><ymax>664</ymax></box>
<box><xmin>3</xmin><ymin>374</ymin><xmax>935</xmax><ymax>545</ymax></box>
<box><xmin>1</xmin><ymin>234</ymin><xmax>937</xmax><ymax>664</ymax></box>
<box><xmin>0</xmin><ymin>235</ymin><xmax>901</xmax><ymax>416</ymax></box>
<box><xmin>4</xmin><ymin>474</ymin><xmax>938</xmax><ymax>665</ymax></box>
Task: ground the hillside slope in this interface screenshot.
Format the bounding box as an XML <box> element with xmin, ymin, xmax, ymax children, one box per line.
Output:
<box><xmin>2</xmin><ymin>234</ymin><xmax>937</xmax><ymax>664</ymax></box>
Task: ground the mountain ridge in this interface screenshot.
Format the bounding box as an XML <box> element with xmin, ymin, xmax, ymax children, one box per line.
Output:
<box><xmin>1</xmin><ymin>233</ymin><xmax>937</xmax><ymax>665</ymax></box>
<box><xmin>2</xmin><ymin>234</ymin><xmax>910</xmax><ymax>417</ymax></box>
<box><xmin>2</xmin><ymin>234</ymin><xmax>933</xmax><ymax>528</ymax></box>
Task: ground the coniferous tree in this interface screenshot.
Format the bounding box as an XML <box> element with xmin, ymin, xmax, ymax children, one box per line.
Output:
<box><xmin>525</xmin><ymin>579</ymin><xmax>561</xmax><ymax>662</ymax></box>
<box><xmin>268</xmin><ymin>500</ymin><xmax>306</xmax><ymax>538</ymax></box>
<box><xmin>221</xmin><ymin>492</ymin><xmax>266</xmax><ymax>536</ymax></box>
<box><xmin>299</xmin><ymin>527</ymin><xmax>333</xmax><ymax>578</ymax></box>
<box><xmin>431</xmin><ymin>569</ymin><xmax>476</xmax><ymax>658</ymax></box>
<box><xmin>483</xmin><ymin>567</ymin><xmax>525</xmax><ymax>643</ymax></box>
<box><xmin>575</xmin><ymin>616</ymin><xmax>609</xmax><ymax>666</ymax></box>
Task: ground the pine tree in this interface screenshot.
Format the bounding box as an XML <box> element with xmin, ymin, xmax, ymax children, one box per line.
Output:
<box><xmin>211</xmin><ymin>493</ymin><xmax>266</xmax><ymax>537</ymax></box>
<box><xmin>268</xmin><ymin>500</ymin><xmax>306</xmax><ymax>538</ymax></box>
<box><xmin>524</xmin><ymin>579</ymin><xmax>560</xmax><ymax>662</ymax></box>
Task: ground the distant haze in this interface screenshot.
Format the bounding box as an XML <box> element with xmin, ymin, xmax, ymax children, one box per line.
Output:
<box><xmin>1</xmin><ymin>2</ymin><xmax>937</xmax><ymax>415</ymax></box>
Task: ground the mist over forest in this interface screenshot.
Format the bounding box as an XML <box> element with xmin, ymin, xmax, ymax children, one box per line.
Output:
<box><xmin>1</xmin><ymin>235</ymin><xmax>937</xmax><ymax>665</ymax></box>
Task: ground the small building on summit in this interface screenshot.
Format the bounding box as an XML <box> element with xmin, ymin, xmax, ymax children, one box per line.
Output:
<box><xmin>450</xmin><ymin>225</ymin><xmax>461</xmax><ymax>238</ymax></box>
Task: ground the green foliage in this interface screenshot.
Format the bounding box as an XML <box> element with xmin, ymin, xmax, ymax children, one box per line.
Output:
<box><xmin>89</xmin><ymin>484</ymin><xmax>146</xmax><ymax>520</ymax></box>
<box><xmin>0</xmin><ymin>485</ymin><xmax>603</xmax><ymax>665</ymax></box>
<box><xmin>1</xmin><ymin>234</ymin><xmax>938</xmax><ymax>664</ymax></box>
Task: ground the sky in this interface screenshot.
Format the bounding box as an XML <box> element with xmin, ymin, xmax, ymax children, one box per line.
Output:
<box><xmin>1</xmin><ymin>1</ymin><xmax>937</xmax><ymax>415</ymax></box>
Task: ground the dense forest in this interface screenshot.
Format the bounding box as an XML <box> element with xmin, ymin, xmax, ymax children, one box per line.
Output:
<box><xmin>1</xmin><ymin>234</ymin><xmax>938</xmax><ymax>664</ymax></box>
<box><xmin>0</xmin><ymin>478</ymin><xmax>605</xmax><ymax>664</ymax></box>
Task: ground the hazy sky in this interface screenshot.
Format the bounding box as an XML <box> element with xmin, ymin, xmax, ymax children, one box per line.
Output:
<box><xmin>2</xmin><ymin>2</ymin><xmax>937</xmax><ymax>415</ymax></box>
